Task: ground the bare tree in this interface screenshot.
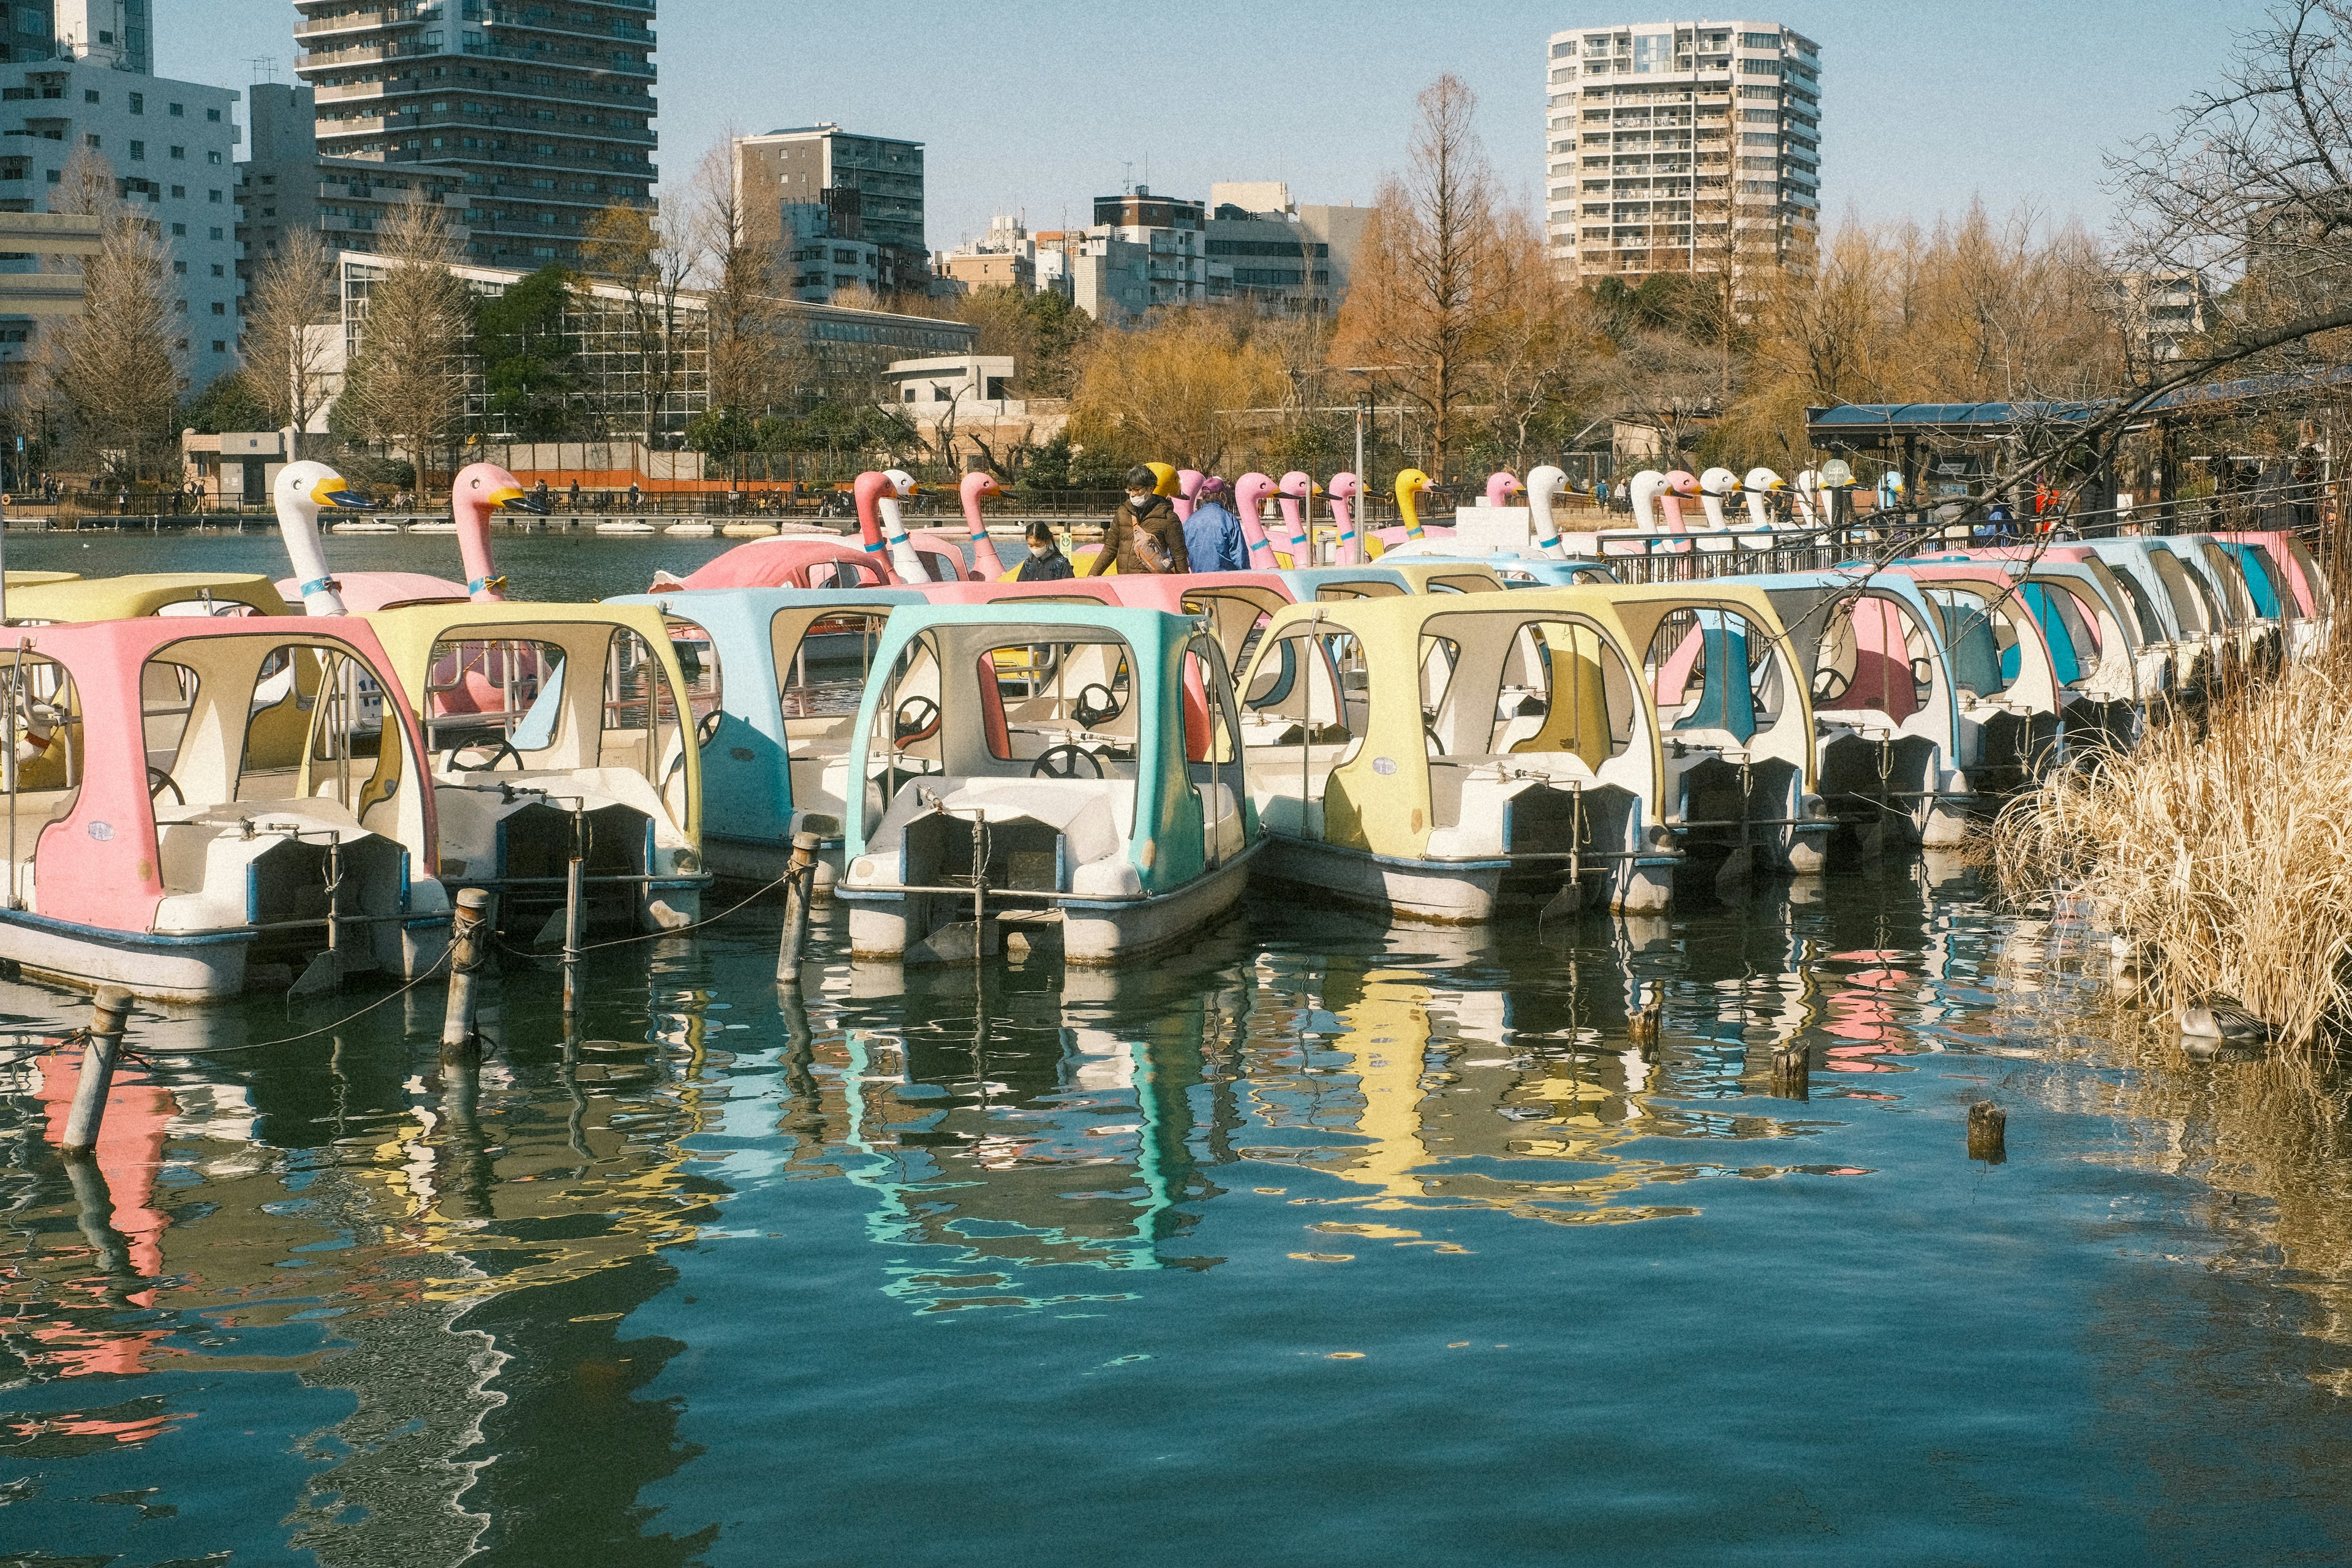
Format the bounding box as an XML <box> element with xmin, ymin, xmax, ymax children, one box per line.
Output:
<box><xmin>334</xmin><ymin>200</ymin><xmax>471</xmax><ymax>499</ymax></box>
<box><xmin>242</xmin><ymin>239</ymin><xmax>338</xmax><ymax>456</ymax></box>
<box><xmin>582</xmin><ymin>201</ymin><xmax>694</xmax><ymax>444</ymax></box>
<box><xmin>40</xmin><ymin>147</ymin><xmax>179</xmax><ymax>478</ymax></box>
<box><xmin>688</xmin><ymin>140</ymin><xmax>790</xmax><ymax>415</ymax></box>
<box><xmin>1331</xmin><ymin>74</ymin><xmax>1507</xmax><ymax>478</ymax></box>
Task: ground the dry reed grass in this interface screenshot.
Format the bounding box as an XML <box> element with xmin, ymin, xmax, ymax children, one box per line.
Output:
<box><xmin>1989</xmin><ymin>625</ymin><xmax>2352</xmax><ymax>1049</ymax></box>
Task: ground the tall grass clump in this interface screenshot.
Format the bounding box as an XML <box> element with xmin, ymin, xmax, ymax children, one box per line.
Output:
<box><xmin>1990</xmin><ymin>629</ymin><xmax>2352</xmax><ymax>1049</ymax></box>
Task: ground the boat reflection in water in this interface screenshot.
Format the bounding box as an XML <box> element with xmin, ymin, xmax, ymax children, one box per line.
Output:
<box><xmin>788</xmin><ymin>865</ymin><xmax>1970</xmax><ymax>1314</ymax></box>
<box><xmin>2</xmin><ymin>957</ymin><xmax>729</xmax><ymax>1566</ymax></box>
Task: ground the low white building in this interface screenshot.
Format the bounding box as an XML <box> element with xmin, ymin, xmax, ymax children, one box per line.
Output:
<box><xmin>883</xmin><ymin>355</ymin><xmax>1020</xmax><ymax>417</ymax></box>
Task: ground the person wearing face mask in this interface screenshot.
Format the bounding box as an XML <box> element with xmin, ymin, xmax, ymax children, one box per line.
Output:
<box><xmin>1087</xmin><ymin>464</ymin><xmax>1189</xmax><ymax>576</ymax></box>
<box><xmin>1016</xmin><ymin>519</ymin><xmax>1074</xmax><ymax>581</ymax></box>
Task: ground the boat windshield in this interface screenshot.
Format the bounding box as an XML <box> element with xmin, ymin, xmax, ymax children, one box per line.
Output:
<box><xmin>1923</xmin><ymin>587</ymin><xmax>2024</xmax><ymax>698</ymax></box>
<box><xmin>1</xmin><ymin>653</ymin><xmax>81</xmax><ymax>902</ymax></box>
<box><xmin>1421</xmin><ymin>611</ymin><xmax>1638</xmax><ymax>767</ymax></box>
<box><xmin>869</xmin><ymin>628</ymin><xmax>1152</xmax><ymax>784</ymax></box>
<box><xmin>2100</xmin><ymin>568</ymin><xmax>2167</xmax><ymax>644</ymax></box>
<box><xmin>429</xmin><ymin>624</ymin><xmax>687</xmax><ymax>820</ymax></box>
<box><xmin>1644</xmin><ymin>607</ymin><xmax>1785</xmax><ymax>742</ymax></box>
<box><xmin>1812</xmin><ymin>595</ymin><xmax>1936</xmax><ymax>720</ymax></box>
<box><xmin>2019</xmin><ymin>582</ymin><xmax>2095</xmax><ymax>685</ymax></box>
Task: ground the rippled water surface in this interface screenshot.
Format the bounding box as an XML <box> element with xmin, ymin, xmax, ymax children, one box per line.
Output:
<box><xmin>6</xmin><ymin>535</ymin><xmax>2352</xmax><ymax>1566</ymax></box>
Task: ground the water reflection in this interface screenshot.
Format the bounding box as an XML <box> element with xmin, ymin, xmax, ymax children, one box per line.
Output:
<box><xmin>15</xmin><ymin>856</ymin><xmax>2352</xmax><ymax>1561</ymax></box>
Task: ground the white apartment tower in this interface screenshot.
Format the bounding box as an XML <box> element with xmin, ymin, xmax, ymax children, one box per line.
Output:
<box><xmin>1545</xmin><ymin>18</ymin><xmax>1820</xmax><ymax>286</ymax></box>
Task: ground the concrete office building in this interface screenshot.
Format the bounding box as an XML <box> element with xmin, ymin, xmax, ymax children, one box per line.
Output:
<box><xmin>292</xmin><ymin>0</ymin><xmax>657</xmax><ymax>271</ymax></box>
<box><xmin>735</xmin><ymin>124</ymin><xmax>925</xmax><ymax>300</ymax></box>
<box><xmin>0</xmin><ymin>7</ymin><xmax>241</xmax><ymax>396</ymax></box>
<box><xmin>1545</xmin><ymin>18</ymin><xmax>1819</xmax><ymax>285</ymax></box>
<box><xmin>1203</xmin><ymin>181</ymin><xmax>1370</xmax><ymax>314</ymax></box>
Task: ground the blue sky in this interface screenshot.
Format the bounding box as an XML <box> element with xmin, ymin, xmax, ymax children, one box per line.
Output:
<box><xmin>176</xmin><ymin>1</ymin><xmax>2271</xmax><ymax>249</ymax></box>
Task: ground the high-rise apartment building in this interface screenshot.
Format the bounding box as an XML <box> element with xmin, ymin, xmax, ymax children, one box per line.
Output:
<box><xmin>291</xmin><ymin>0</ymin><xmax>657</xmax><ymax>271</ymax></box>
<box><xmin>0</xmin><ymin>4</ymin><xmax>240</xmax><ymax>394</ymax></box>
<box><xmin>1545</xmin><ymin>18</ymin><xmax>1819</xmax><ymax>286</ymax></box>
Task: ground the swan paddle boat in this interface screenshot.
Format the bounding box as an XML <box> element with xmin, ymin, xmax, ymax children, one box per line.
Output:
<box><xmin>362</xmin><ymin>601</ymin><xmax>710</xmax><ymax>938</ymax></box>
<box><xmin>839</xmin><ymin>603</ymin><xmax>1260</xmax><ymax>964</ymax></box>
<box><xmin>1233</xmin><ymin>589</ymin><xmax>1678</xmax><ymax>920</ymax></box>
<box><xmin>2079</xmin><ymin>538</ymin><xmax>2235</xmax><ymax>702</ymax></box>
<box><xmin>1747</xmin><ymin>571</ymin><xmax>1977</xmax><ymax>849</ymax></box>
<box><xmin>2206</xmin><ymin>532</ymin><xmax>2313</xmax><ymax>671</ymax></box>
<box><xmin>0</xmin><ymin>615</ymin><xmax>448</xmax><ymax>1001</ymax></box>
<box><xmin>1880</xmin><ymin>563</ymin><xmax>2069</xmax><ymax>793</ymax></box>
<box><xmin>1609</xmin><ymin>584</ymin><xmax>1836</xmax><ymax>883</ymax></box>
<box><xmin>1907</xmin><ymin>551</ymin><xmax>2150</xmax><ymax>750</ymax></box>
<box><xmin>607</xmin><ymin>586</ymin><xmax>924</xmax><ymax>886</ymax></box>
<box><xmin>2216</xmin><ymin>530</ymin><xmax>2331</xmax><ymax>656</ymax></box>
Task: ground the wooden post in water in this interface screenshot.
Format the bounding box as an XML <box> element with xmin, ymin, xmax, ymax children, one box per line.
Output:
<box><xmin>1771</xmin><ymin>1042</ymin><xmax>1809</xmax><ymax>1099</ymax></box>
<box><xmin>561</xmin><ymin>805</ymin><xmax>586</xmax><ymax>1014</ymax></box>
<box><xmin>775</xmin><ymin>831</ymin><xmax>821</xmax><ymax>987</ymax></box>
<box><xmin>61</xmin><ymin>987</ymin><xmax>132</xmax><ymax>1156</ymax></box>
<box><xmin>1967</xmin><ymin>1100</ymin><xmax>2007</xmax><ymax>1164</ymax></box>
<box><xmin>441</xmin><ymin>888</ymin><xmax>494</xmax><ymax>1064</ymax></box>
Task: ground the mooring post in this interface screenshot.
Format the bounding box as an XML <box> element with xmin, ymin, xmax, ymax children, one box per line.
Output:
<box><xmin>1967</xmin><ymin>1099</ymin><xmax>2007</xmax><ymax>1164</ymax></box>
<box><xmin>61</xmin><ymin>987</ymin><xmax>132</xmax><ymax>1156</ymax></box>
<box><xmin>561</xmin><ymin>804</ymin><xmax>586</xmax><ymax>1014</ymax></box>
<box><xmin>775</xmin><ymin>831</ymin><xmax>821</xmax><ymax>987</ymax></box>
<box><xmin>63</xmin><ymin>1150</ymin><xmax>133</xmax><ymax>1281</ymax></box>
<box><xmin>1771</xmin><ymin>1042</ymin><xmax>1809</xmax><ymax>1100</ymax></box>
<box><xmin>440</xmin><ymin>887</ymin><xmax>494</xmax><ymax>1065</ymax></box>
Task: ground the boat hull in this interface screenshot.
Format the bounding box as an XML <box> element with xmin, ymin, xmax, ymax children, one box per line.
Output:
<box><xmin>702</xmin><ymin>833</ymin><xmax>843</xmax><ymax>898</ymax></box>
<box><xmin>1256</xmin><ymin>834</ymin><xmax>1679</xmax><ymax>922</ymax></box>
<box><xmin>0</xmin><ymin>910</ymin><xmax>452</xmax><ymax>1005</ymax></box>
<box><xmin>845</xmin><ymin>843</ymin><xmax>1259</xmax><ymax>965</ymax></box>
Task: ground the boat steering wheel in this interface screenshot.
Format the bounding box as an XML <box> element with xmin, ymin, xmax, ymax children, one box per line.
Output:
<box><xmin>1031</xmin><ymin>744</ymin><xmax>1105</xmax><ymax>779</ymax></box>
<box><xmin>148</xmin><ymin>766</ymin><xmax>183</xmax><ymax>804</ymax></box>
<box><xmin>1812</xmin><ymin>666</ymin><xmax>1853</xmax><ymax>703</ymax></box>
<box><xmin>894</xmin><ymin>695</ymin><xmax>941</xmax><ymax>742</ymax></box>
<box><xmin>456</xmin><ymin>739</ymin><xmax>525</xmax><ymax>772</ymax></box>
<box><xmin>1074</xmin><ymin>683</ymin><xmax>1123</xmax><ymax>727</ymax></box>
<box><xmin>696</xmin><ymin>707</ymin><xmax>723</xmax><ymax>745</ymax></box>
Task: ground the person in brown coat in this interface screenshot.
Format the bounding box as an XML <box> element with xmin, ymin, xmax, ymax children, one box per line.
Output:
<box><xmin>1087</xmin><ymin>465</ymin><xmax>1190</xmax><ymax>575</ymax></box>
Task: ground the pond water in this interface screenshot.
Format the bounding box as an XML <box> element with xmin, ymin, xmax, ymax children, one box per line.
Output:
<box><xmin>5</xmin><ymin>534</ymin><xmax>2352</xmax><ymax>1566</ymax></box>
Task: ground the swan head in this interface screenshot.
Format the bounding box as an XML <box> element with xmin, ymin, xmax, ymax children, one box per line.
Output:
<box><xmin>1327</xmin><ymin>472</ymin><xmax>1362</xmax><ymax>502</ymax></box>
<box><xmin>1526</xmin><ymin>464</ymin><xmax>1568</xmax><ymax>501</ymax></box>
<box><xmin>1395</xmin><ymin>469</ymin><xmax>1434</xmax><ymax>507</ymax></box>
<box><xmin>960</xmin><ymin>471</ymin><xmax>1004</xmax><ymax>507</ymax></box>
<box><xmin>454</xmin><ymin>461</ymin><xmax>533</xmax><ymax>514</ymax></box>
<box><xmin>1236</xmin><ymin>472</ymin><xmax>1277</xmax><ymax>512</ymax></box>
<box><xmin>1745</xmin><ymin>467</ymin><xmax>1786</xmax><ymax>492</ymax></box>
<box><xmin>883</xmin><ymin>468</ymin><xmax>918</xmax><ymax>499</ymax></box>
<box><xmin>1629</xmin><ymin>470</ymin><xmax>1668</xmax><ymax>502</ymax></box>
<box><xmin>275</xmin><ymin>460</ymin><xmax>366</xmax><ymax>516</ymax></box>
<box><xmin>1177</xmin><ymin>468</ymin><xmax>1204</xmax><ymax>499</ymax></box>
<box><xmin>1664</xmin><ymin>469</ymin><xmax>1701</xmax><ymax>497</ymax></box>
<box><xmin>1278</xmin><ymin>470</ymin><xmax>1322</xmax><ymax>500</ymax></box>
<box><xmin>1700</xmin><ymin>466</ymin><xmax>1742</xmax><ymax>497</ymax></box>
<box><xmin>1486</xmin><ymin>470</ymin><xmax>1525</xmax><ymax>507</ymax></box>
<box><xmin>1144</xmin><ymin>461</ymin><xmax>1182</xmax><ymax>498</ymax></box>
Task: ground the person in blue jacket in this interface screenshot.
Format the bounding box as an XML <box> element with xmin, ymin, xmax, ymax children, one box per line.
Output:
<box><xmin>1181</xmin><ymin>476</ymin><xmax>1249</xmax><ymax>572</ymax></box>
